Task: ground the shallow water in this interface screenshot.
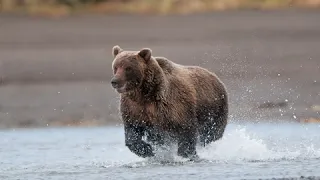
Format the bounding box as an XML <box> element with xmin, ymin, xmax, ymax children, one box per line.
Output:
<box><xmin>1</xmin><ymin>122</ymin><xmax>320</xmax><ymax>180</ymax></box>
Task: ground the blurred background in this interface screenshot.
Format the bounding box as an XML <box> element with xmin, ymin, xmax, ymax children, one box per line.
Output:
<box><xmin>0</xmin><ymin>0</ymin><xmax>320</xmax><ymax>129</ymax></box>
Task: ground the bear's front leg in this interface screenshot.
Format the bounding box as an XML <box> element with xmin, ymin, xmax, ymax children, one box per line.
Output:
<box><xmin>124</xmin><ymin>123</ymin><xmax>155</xmax><ymax>158</ymax></box>
<box><xmin>177</xmin><ymin>129</ymin><xmax>199</xmax><ymax>161</ymax></box>
<box><xmin>145</xmin><ymin>127</ymin><xmax>165</xmax><ymax>146</ymax></box>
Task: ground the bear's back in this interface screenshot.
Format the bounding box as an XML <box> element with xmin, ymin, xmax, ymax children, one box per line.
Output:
<box><xmin>155</xmin><ymin>56</ymin><xmax>227</xmax><ymax>105</ymax></box>
<box><xmin>154</xmin><ymin>57</ymin><xmax>175</xmax><ymax>74</ymax></box>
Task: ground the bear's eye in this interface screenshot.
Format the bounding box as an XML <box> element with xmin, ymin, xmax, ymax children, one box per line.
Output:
<box><xmin>125</xmin><ymin>67</ymin><xmax>132</xmax><ymax>72</ymax></box>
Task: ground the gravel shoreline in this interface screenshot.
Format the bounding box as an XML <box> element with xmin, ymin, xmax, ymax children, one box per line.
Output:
<box><xmin>0</xmin><ymin>10</ymin><xmax>319</xmax><ymax>128</ymax></box>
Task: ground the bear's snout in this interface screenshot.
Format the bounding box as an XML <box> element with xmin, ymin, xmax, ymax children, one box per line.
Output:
<box><xmin>111</xmin><ymin>77</ymin><xmax>121</xmax><ymax>88</ymax></box>
<box><xmin>111</xmin><ymin>77</ymin><xmax>126</xmax><ymax>93</ymax></box>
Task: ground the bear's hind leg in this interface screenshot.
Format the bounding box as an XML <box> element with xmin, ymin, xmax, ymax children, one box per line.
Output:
<box><xmin>197</xmin><ymin>101</ymin><xmax>228</xmax><ymax>147</ymax></box>
<box><xmin>199</xmin><ymin>112</ymin><xmax>228</xmax><ymax>146</ymax></box>
<box><xmin>177</xmin><ymin>129</ymin><xmax>199</xmax><ymax>160</ymax></box>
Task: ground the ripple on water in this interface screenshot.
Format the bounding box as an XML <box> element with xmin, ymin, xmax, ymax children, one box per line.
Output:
<box><xmin>1</xmin><ymin>123</ymin><xmax>320</xmax><ymax>180</ymax></box>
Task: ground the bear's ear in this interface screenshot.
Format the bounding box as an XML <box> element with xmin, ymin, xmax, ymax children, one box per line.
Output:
<box><xmin>112</xmin><ymin>45</ymin><xmax>123</xmax><ymax>58</ymax></box>
<box><xmin>138</xmin><ymin>48</ymin><xmax>152</xmax><ymax>62</ymax></box>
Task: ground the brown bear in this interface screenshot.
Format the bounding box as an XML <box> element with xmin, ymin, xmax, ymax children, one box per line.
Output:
<box><xmin>110</xmin><ymin>45</ymin><xmax>228</xmax><ymax>160</ymax></box>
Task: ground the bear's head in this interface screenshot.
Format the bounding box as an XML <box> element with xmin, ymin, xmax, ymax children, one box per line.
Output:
<box><xmin>110</xmin><ymin>45</ymin><xmax>153</xmax><ymax>94</ymax></box>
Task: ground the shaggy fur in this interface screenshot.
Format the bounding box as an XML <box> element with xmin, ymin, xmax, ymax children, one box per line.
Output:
<box><xmin>110</xmin><ymin>45</ymin><xmax>228</xmax><ymax>160</ymax></box>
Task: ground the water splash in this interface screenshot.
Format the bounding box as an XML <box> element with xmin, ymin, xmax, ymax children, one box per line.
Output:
<box><xmin>198</xmin><ymin>127</ymin><xmax>272</xmax><ymax>161</ymax></box>
<box><xmin>97</xmin><ymin>124</ymin><xmax>320</xmax><ymax>168</ymax></box>
<box><xmin>198</xmin><ymin>125</ymin><xmax>320</xmax><ymax>162</ymax></box>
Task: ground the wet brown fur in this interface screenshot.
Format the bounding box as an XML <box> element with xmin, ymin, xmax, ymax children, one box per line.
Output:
<box><xmin>111</xmin><ymin>45</ymin><xmax>228</xmax><ymax>156</ymax></box>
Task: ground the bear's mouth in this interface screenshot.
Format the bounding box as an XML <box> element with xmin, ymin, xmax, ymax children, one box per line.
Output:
<box><xmin>115</xmin><ymin>84</ymin><xmax>126</xmax><ymax>93</ymax></box>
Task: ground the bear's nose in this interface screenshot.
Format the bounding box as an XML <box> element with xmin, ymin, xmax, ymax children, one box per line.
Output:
<box><xmin>111</xmin><ymin>78</ymin><xmax>119</xmax><ymax>88</ymax></box>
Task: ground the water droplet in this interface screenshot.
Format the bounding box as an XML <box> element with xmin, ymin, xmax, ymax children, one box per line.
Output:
<box><xmin>54</xmin><ymin>109</ymin><xmax>56</xmax><ymax>111</ymax></box>
<box><xmin>278</xmin><ymin>74</ymin><xmax>281</xmax><ymax>77</ymax></box>
<box><xmin>293</xmin><ymin>115</ymin><xmax>297</xmax><ymax>119</ymax></box>
<box><xmin>57</xmin><ymin>91</ymin><xmax>60</xmax><ymax>94</ymax></box>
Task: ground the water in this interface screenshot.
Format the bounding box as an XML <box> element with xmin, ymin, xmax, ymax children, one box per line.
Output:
<box><xmin>1</xmin><ymin>122</ymin><xmax>320</xmax><ymax>180</ymax></box>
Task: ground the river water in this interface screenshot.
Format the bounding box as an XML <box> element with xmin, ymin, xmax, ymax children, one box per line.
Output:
<box><xmin>1</xmin><ymin>122</ymin><xmax>320</xmax><ymax>180</ymax></box>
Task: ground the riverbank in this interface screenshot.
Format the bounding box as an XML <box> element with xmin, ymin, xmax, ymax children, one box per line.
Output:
<box><xmin>1</xmin><ymin>0</ymin><xmax>320</xmax><ymax>18</ymax></box>
<box><xmin>0</xmin><ymin>10</ymin><xmax>319</xmax><ymax>128</ymax></box>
